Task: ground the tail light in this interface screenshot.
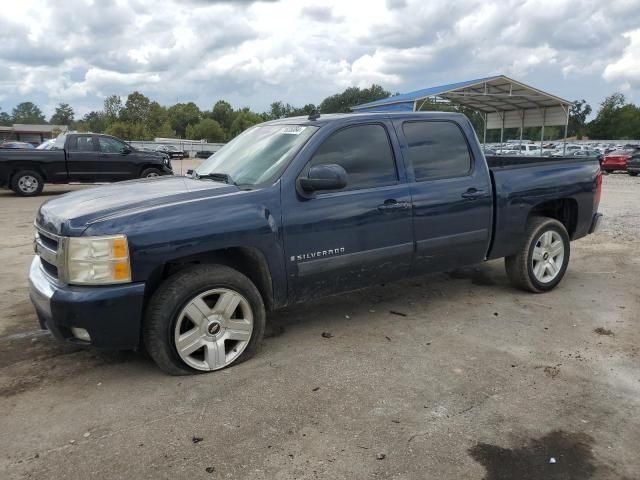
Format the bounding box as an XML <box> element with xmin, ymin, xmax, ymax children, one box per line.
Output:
<box><xmin>594</xmin><ymin>170</ymin><xmax>602</xmax><ymax>211</ymax></box>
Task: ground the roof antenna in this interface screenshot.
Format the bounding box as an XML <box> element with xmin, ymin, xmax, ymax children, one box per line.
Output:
<box><xmin>308</xmin><ymin>110</ymin><xmax>320</xmax><ymax>121</ymax></box>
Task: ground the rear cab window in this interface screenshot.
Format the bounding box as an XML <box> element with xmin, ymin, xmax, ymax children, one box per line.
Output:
<box><xmin>68</xmin><ymin>135</ymin><xmax>97</xmax><ymax>152</ymax></box>
<box><xmin>402</xmin><ymin>121</ymin><xmax>473</xmax><ymax>181</ymax></box>
<box><xmin>305</xmin><ymin>123</ymin><xmax>398</xmax><ymax>191</ymax></box>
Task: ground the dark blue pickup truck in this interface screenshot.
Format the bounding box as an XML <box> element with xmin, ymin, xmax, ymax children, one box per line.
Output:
<box><xmin>29</xmin><ymin>112</ymin><xmax>603</xmax><ymax>375</ymax></box>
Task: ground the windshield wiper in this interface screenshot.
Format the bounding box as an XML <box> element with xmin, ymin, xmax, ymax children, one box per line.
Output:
<box><xmin>194</xmin><ymin>172</ymin><xmax>235</xmax><ymax>185</ymax></box>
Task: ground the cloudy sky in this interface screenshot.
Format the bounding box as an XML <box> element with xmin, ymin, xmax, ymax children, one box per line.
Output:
<box><xmin>1</xmin><ymin>0</ymin><xmax>639</xmax><ymax>118</ymax></box>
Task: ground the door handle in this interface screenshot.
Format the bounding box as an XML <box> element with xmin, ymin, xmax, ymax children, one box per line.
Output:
<box><xmin>461</xmin><ymin>188</ymin><xmax>484</xmax><ymax>200</ymax></box>
<box><xmin>377</xmin><ymin>199</ymin><xmax>411</xmax><ymax>211</ymax></box>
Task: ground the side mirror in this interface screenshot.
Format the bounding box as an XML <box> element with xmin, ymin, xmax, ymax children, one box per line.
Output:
<box><xmin>121</xmin><ymin>147</ymin><xmax>131</xmax><ymax>155</ymax></box>
<box><xmin>186</xmin><ymin>169</ymin><xmax>194</xmax><ymax>176</ymax></box>
<box><xmin>299</xmin><ymin>164</ymin><xmax>347</xmax><ymax>193</ymax></box>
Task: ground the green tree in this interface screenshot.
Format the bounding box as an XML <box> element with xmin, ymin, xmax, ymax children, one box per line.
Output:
<box><xmin>0</xmin><ymin>108</ymin><xmax>11</xmax><ymax>126</ymax></box>
<box><xmin>104</xmin><ymin>95</ymin><xmax>123</xmax><ymax>124</ymax></box>
<box><xmin>167</xmin><ymin>102</ymin><xmax>201</xmax><ymax>138</ymax></box>
<box><xmin>319</xmin><ymin>84</ymin><xmax>391</xmax><ymax>113</ymax></box>
<box><xmin>49</xmin><ymin>103</ymin><xmax>74</xmax><ymax>125</ymax></box>
<box><xmin>229</xmin><ymin>109</ymin><xmax>263</xmax><ymax>137</ymax></box>
<box><xmin>147</xmin><ymin>101</ymin><xmax>169</xmax><ymax>137</ymax></box>
<box><xmin>186</xmin><ymin>118</ymin><xmax>225</xmax><ymax>142</ymax></box>
<box><xmin>77</xmin><ymin>111</ymin><xmax>108</xmax><ymax>133</ymax></box>
<box><xmin>588</xmin><ymin>93</ymin><xmax>627</xmax><ymax>139</ymax></box>
<box><xmin>121</xmin><ymin>91</ymin><xmax>151</xmax><ymax>126</ymax></box>
<box><xmin>105</xmin><ymin>121</ymin><xmax>150</xmax><ymax>140</ymax></box>
<box><xmin>210</xmin><ymin>100</ymin><xmax>236</xmax><ymax>134</ymax></box>
<box><xmin>155</xmin><ymin>120</ymin><xmax>177</xmax><ymax>138</ymax></box>
<box><xmin>12</xmin><ymin>102</ymin><xmax>46</xmax><ymax>124</ymax></box>
<box><xmin>568</xmin><ymin>100</ymin><xmax>592</xmax><ymax>138</ymax></box>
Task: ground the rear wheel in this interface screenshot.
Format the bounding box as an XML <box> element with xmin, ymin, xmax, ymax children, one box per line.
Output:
<box><xmin>140</xmin><ymin>168</ymin><xmax>162</xmax><ymax>178</ymax></box>
<box><xmin>143</xmin><ymin>264</ymin><xmax>266</xmax><ymax>375</ymax></box>
<box><xmin>11</xmin><ymin>170</ymin><xmax>44</xmax><ymax>196</ymax></box>
<box><xmin>505</xmin><ymin>217</ymin><xmax>570</xmax><ymax>293</ymax></box>
<box><xmin>629</xmin><ymin>172</ymin><xmax>638</xmax><ymax>177</ymax></box>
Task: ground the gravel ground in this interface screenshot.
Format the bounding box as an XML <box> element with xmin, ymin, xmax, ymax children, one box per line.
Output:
<box><xmin>0</xmin><ymin>172</ymin><xmax>638</xmax><ymax>479</ymax></box>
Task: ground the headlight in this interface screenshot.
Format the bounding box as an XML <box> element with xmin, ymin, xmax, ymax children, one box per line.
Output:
<box><xmin>62</xmin><ymin>235</ymin><xmax>131</xmax><ymax>285</ymax></box>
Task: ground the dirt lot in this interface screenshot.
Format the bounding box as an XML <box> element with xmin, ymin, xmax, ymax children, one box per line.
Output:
<box><xmin>1</xmin><ymin>171</ymin><xmax>639</xmax><ymax>479</ymax></box>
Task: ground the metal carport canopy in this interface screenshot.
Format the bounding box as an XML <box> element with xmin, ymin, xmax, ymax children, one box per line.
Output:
<box><xmin>351</xmin><ymin>75</ymin><xmax>571</xmax><ymax>130</ymax></box>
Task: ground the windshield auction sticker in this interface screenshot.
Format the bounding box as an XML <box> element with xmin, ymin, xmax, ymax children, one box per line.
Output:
<box><xmin>280</xmin><ymin>126</ymin><xmax>307</xmax><ymax>135</ymax></box>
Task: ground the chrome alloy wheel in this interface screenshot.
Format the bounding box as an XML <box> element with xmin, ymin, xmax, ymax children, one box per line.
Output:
<box><xmin>174</xmin><ymin>288</ymin><xmax>254</xmax><ymax>371</ymax></box>
<box><xmin>146</xmin><ymin>171</ymin><xmax>160</xmax><ymax>178</ymax></box>
<box><xmin>18</xmin><ymin>175</ymin><xmax>39</xmax><ymax>194</ymax></box>
<box><xmin>531</xmin><ymin>230</ymin><xmax>565</xmax><ymax>283</ymax></box>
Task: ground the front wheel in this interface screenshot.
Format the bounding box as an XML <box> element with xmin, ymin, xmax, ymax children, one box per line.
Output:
<box><xmin>505</xmin><ymin>217</ymin><xmax>570</xmax><ymax>293</ymax></box>
<box><xmin>143</xmin><ymin>264</ymin><xmax>266</xmax><ymax>375</ymax></box>
<box><xmin>629</xmin><ymin>172</ymin><xmax>638</xmax><ymax>177</ymax></box>
<box><xmin>140</xmin><ymin>168</ymin><xmax>163</xmax><ymax>178</ymax></box>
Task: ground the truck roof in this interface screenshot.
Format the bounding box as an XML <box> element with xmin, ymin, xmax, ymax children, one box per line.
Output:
<box><xmin>262</xmin><ymin>111</ymin><xmax>469</xmax><ymax>127</ymax></box>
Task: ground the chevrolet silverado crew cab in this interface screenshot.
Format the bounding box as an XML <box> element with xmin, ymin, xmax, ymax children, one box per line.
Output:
<box><xmin>29</xmin><ymin>112</ymin><xmax>603</xmax><ymax>375</ymax></box>
<box><xmin>0</xmin><ymin>133</ymin><xmax>173</xmax><ymax>196</ymax></box>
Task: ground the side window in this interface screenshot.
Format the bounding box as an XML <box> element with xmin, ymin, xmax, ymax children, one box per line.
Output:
<box><xmin>402</xmin><ymin>121</ymin><xmax>472</xmax><ymax>181</ymax></box>
<box><xmin>98</xmin><ymin>137</ymin><xmax>126</xmax><ymax>154</ymax></box>
<box><xmin>307</xmin><ymin>124</ymin><xmax>397</xmax><ymax>190</ymax></box>
<box><xmin>70</xmin><ymin>136</ymin><xmax>96</xmax><ymax>152</ymax></box>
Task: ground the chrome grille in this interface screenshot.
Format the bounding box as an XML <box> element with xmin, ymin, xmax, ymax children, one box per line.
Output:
<box><xmin>34</xmin><ymin>225</ymin><xmax>62</xmax><ymax>279</ymax></box>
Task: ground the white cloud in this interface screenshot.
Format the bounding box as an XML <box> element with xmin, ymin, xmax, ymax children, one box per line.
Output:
<box><xmin>603</xmin><ymin>29</ymin><xmax>640</xmax><ymax>89</ymax></box>
<box><xmin>0</xmin><ymin>0</ymin><xmax>639</xmax><ymax>117</ymax></box>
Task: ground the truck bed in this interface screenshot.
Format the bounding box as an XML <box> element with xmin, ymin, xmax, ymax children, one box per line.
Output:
<box><xmin>485</xmin><ymin>155</ymin><xmax>601</xmax><ymax>260</ymax></box>
<box><xmin>485</xmin><ymin>155</ymin><xmax>593</xmax><ymax>169</ymax></box>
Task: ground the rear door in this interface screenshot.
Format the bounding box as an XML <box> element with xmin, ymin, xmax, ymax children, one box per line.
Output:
<box><xmin>282</xmin><ymin>121</ymin><xmax>414</xmax><ymax>302</ymax></box>
<box><xmin>65</xmin><ymin>134</ymin><xmax>101</xmax><ymax>182</ymax></box>
<box><xmin>394</xmin><ymin>119</ymin><xmax>492</xmax><ymax>273</ymax></box>
<box><xmin>97</xmin><ymin>136</ymin><xmax>138</xmax><ymax>181</ymax></box>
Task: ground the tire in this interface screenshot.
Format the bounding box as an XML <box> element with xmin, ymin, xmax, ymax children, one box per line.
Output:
<box><xmin>11</xmin><ymin>170</ymin><xmax>44</xmax><ymax>196</ymax></box>
<box><xmin>604</xmin><ymin>169</ymin><xmax>613</xmax><ymax>174</ymax></box>
<box><xmin>629</xmin><ymin>172</ymin><xmax>638</xmax><ymax>177</ymax></box>
<box><xmin>143</xmin><ymin>264</ymin><xmax>266</xmax><ymax>375</ymax></box>
<box><xmin>505</xmin><ymin>217</ymin><xmax>570</xmax><ymax>293</ymax></box>
<box><xmin>140</xmin><ymin>168</ymin><xmax>163</xmax><ymax>178</ymax></box>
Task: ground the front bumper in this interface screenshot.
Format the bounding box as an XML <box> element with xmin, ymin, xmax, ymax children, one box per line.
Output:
<box><xmin>589</xmin><ymin>213</ymin><xmax>603</xmax><ymax>234</ymax></box>
<box><xmin>28</xmin><ymin>257</ymin><xmax>146</xmax><ymax>349</ymax></box>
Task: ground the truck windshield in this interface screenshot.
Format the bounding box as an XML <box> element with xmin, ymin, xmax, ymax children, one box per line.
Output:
<box><xmin>195</xmin><ymin>124</ymin><xmax>318</xmax><ymax>186</ymax></box>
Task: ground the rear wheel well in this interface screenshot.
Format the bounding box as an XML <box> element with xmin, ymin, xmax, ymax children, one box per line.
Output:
<box><xmin>529</xmin><ymin>198</ymin><xmax>578</xmax><ymax>238</ymax></box>
<box><xmin>10</xmin><ymin>166</ymin><xmax>47</xmax><ymax>184</ymax></box>
<box><xmin>151</xmin><ymin>247</ymin><xmax>274</xmax><ymax>311</ymax></box>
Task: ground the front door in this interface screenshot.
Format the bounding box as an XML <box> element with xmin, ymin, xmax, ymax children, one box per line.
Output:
<box><xmin>282</xmin><ymin>122</ymin><xmax>414</xmax><ymax>302</ymax></box>
<box><xmin>393</xmin><ymin>119</ymin><xmax>493</xmax><ymax>273</ymax></box>
<box><xmin>96</xmin><ymin>136</ymin><xmax>137</xmax><ymax>181</ymax></box>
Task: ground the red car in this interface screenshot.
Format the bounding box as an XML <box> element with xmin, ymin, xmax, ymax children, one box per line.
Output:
<box><xmin>601</xmin><ymin>150</ymin><xmax>631</xmax><ymax>173</ymax></box>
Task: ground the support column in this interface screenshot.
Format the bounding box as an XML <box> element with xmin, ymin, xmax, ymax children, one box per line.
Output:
<box><xmin>500</xmin><ymin>111</ymin><xmax>504</xmax><ymax>151</ymax></box>
<box><xmin>519</xmin><ymin>110</ymin><xmax>524</xmax><ymax>149</ymax></box>
<box><xmin>483</xmin><ymin>112</ymin><xmax>487</xmax><ymax>149</ymax></box>
<box><xmin>562</xmin><ymin>105</ymin><xmax>569</xmax><ymax>156</ymax></box>
<box><xmin>540</xmin><ymin>108</ymin><xmax>546</xmax><ymax>154</ymax></box>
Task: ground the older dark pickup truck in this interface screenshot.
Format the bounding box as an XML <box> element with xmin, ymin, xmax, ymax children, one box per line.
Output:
<box><xmin>0</xmin><ymin>133</ymin><xmax>172</xmax><ymax>196</ymax></box>
<box><xmin>29</xmin><ymin>112</ymin><xmax>602</xmax><ymax>375</ymax></box>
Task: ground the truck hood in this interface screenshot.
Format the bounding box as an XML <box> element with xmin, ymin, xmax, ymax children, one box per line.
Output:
<box><xmin>36</xmin><ymin>176</ymin><xmax>239</xmax><ymax>235</ymax></box>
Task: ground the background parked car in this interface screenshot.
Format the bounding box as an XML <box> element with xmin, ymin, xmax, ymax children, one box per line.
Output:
<box><xmin>36</xmin><ymin>139</ymin><xmax>56</xmax><ymax>150</ymax></box>
<box><xmin>0</xmin><ymin>141</ymin><xmax>35</xmax><ymax>149</ymax></box>
<box><xmin>601</xmin><ymin>149</ymin><xmax>634</xmax><ymax>173</ymax></box>
<box><xmin>156</xmin><ymin>145</ymin><xmax>185</xmax><ymax>158</ymax></box>
<box><xmin>625</xmin><ymin>147</ymin><xmax>640</xmax><ymax>176</ymax></box>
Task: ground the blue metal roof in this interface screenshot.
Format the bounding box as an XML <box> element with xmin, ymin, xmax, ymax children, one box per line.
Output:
<box><xmin>351</xmin><ymin>75</ymin><xmax>501</xmax><ymax>111</ymax></box>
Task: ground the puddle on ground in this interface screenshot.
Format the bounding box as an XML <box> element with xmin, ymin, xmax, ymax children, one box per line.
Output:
<box><xmin>469</xmin><ymin>430</ymin><xmax>596</xmax><ymax>480</ymax></box>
